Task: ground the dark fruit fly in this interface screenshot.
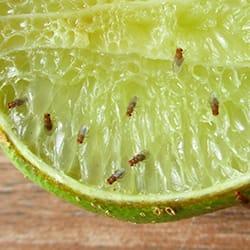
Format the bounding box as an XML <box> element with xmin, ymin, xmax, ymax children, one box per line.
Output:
<box><xmin>8</xmin><ymin>98</ymin><xmax>27</xmax><ymax>109</ymax></box>
<box><xmin>44</xmin><ymin>113</ymin><xmax>53</xmax><ymax>131</ymax></box>
<box><xmin>128</xmin><ymin>150</ymin><xmax>148</xmax><ymax>166</ymax></box>
<box><xmin>77</xmin><ymin>126</ymin><xmax>88</xmax><ymax>144</ymax></box>
<box><xmin>235</xmin><ymin>191</ymin><xmax>249</xmax><ymax>205</ymax></box>
<box><xmin>210</xmin><ymin>96</ymin><xmax>219</xmax><ymax>116</ymax></box>
<box><xmin>172</xmin><ymin>47</ymin><xmax>184</xmax><ymax>72</ymax></box>
<box><xmin>107</xmin><ymin>169</ymin><xmax>125</xmax><ymax>185</ymax></box>
<box><xmin>126</xmin><ymin>96</ymin><xmax>138</xmax><ymax>117</ymax></box>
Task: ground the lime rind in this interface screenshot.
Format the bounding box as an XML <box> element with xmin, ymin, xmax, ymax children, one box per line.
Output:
<box><xmin>1</xmin><ymin>126</ymin><xmax>250</xmax><ymax>223</ymax></box>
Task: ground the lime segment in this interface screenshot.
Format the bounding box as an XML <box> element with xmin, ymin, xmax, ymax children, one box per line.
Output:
<box><xmin>0</xmin><ymin>0</ymin><xmax>249</xmax><ymax>222</ymax></box>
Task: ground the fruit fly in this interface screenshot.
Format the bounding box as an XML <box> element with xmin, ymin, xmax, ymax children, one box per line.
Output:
<box><xmin>107</xmin><ymin>169</ymin><xmax>125</xmax><ymax>185</ymax></box>
<box><xmin>235</xmin><ymin>191</ymin><xmax>249</xmax><ymax>205</ymax></box>
<box><xmin>172</xmin><ymin>47</ymin><xmax>184</xmax><ymax>72</ymax></box>
<box><xmin>8</xmin><ymin>98</ymin><xmax>27</xmax><ymax>110</ymax></box>
<box><xmin>44</xmin><ymin>113</ymin><xmax>53</xmax><ymax>131</ymax></box>
<box><xmin>210</xmin><ymin>96</ymin><xmax>219</xmax><ymax>116</ymax></box>
<box><xmin>77</xmin><ymin>126</ymin><xmax>88</xmax><ymax>144</ymax></box>
<box><xmin>128</xmin><ymin>151</ymin><xmax>148</xmax><ymax>166</ymax></box>
<box><xmin>126</xmin><ymin>96</ymin><xmax>138</xmax><ymax>117</ymax></box>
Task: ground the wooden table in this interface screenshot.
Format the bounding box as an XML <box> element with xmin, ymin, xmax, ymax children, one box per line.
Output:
<box><xmin>0</xmin><ymin>151</ymin><xmax>249</xmax><ymax>250</ymax></box>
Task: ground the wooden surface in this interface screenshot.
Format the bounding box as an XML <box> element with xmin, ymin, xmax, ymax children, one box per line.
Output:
<box><xmin>0</xmin><ymin>151</ymin><xmax>249</xmax><ymax>250</ymax></box>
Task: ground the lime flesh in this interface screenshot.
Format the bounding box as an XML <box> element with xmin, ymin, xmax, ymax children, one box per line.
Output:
<box><xmin>0</xmin><ymin>0</ymin><xmax>249</xmax><ymax>222</ymax></box>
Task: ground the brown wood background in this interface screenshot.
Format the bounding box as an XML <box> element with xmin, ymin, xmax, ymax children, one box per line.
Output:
<box><xmin>0</xmin><ymin>151</ymin><xmax>249</xmax><ymax>250</ymax></box>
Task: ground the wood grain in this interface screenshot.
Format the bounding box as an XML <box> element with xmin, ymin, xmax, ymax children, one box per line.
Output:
<box><xmin>0</xmin><ymin>151</ymin><xmax>249</xmax><ymax>250</ymax></box>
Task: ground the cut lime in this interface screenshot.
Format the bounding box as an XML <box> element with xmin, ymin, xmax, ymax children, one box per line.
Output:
<box><xmin>0</xmin><ymin>0</ymin><xmax>249</xmax><ymax>223</ymax></box>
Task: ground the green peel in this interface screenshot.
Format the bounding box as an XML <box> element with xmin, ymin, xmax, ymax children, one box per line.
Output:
<box><xmin>1</xmin><ymin>127</ymin><xmax>250</xmax><ymax>223</ymax></box>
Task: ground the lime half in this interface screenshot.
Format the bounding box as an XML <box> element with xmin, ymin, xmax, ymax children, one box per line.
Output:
<box><xmin>0</xmin><ymin>0</ymin><xmax>249</xmax><ymax>223</ymax></box>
